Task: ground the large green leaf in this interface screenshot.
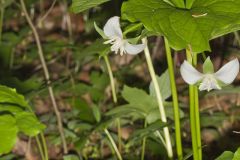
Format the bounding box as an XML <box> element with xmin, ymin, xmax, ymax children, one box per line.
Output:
<box><xmin>215</xmin><ymin>151</ymin><xmax>234</xmax><ymax>160</ymax></box>
<box><xmin>0</xmin><ymin>85</ymin><xmax>29</xmax><ymax>108</ymax></box>
<box><xmin>122</xmin><ymin>85</ymin><xmax>157</xmax><ymax>113</ymax></box>
<box><xmin>0</xmin><ymin>114</ymin><xmax>18</xmax><ymax>155</ymax></box>
<box><xmin>70</xmin><ymin>0</ymin><xmax>110</xmax><ymax>13</ymax></box>
<box><xmin>16</xmin><ymin>112</ymin><xmax>45</xmax><ymax>137</ymax></box>
<box><xmin>122</xmin><ymin>0</ymin><xmax>240</xmax><ymax>53</ymax></box>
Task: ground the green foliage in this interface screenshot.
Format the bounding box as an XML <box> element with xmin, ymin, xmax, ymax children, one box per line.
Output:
<box><xmin>122</xmin><ymin>0</ymin><xmax>240</xmax><ymax>53</ymax></box>
<box><xmin>203</xmin><ymin>57</ymin><xmax>214</xmax><ymax>74</ymax></box>
<box><xmin>70</xmin><ymin>0</ymin><xmax>110</xmax><ymax>13</ymax></box>
<box><xmin>149</xmin><ymin>70</ymin><xmax>171</xmax><ymax>100</ymax></box>
<box><xmin>216</xmin><ymin>147</ymin><xmax>240</xmax><ymax>160</ymax></box>
<box><xmin>0</xmin><ymin>114</ymin><xmax>18</xmax><ymax>155</ymax></box>
<box><xmin>0</xmin><ymin>85</ymin><xmax>45</xmax><ymax>155</ymax></box>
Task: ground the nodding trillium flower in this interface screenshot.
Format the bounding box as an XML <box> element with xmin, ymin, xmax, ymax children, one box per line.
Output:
<box><xmin>180</xmin><ymin>57</ymin><xmax>239</xmax><ymax>92</ymax></box>
<box><xmin>102</xmin><ymin>16</ymin><xmax>145</xmax><ymax>56</ymax></box>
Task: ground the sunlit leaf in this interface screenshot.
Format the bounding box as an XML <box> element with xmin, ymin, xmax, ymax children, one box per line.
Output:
<box><xmin>0</xmin><ymin>114</ymin><xmax>18</xmax><ymax>155</ymax></box>
<box><xmin>15</xmin><ymin>112</ymin><xmax>45</xmax><ymax>137</ymax></box>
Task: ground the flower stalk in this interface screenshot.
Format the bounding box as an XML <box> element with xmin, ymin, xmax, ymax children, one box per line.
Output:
<box><xmin>142</xmin><ymin>38</ymin><xmax>173</xmax><ymax>158</ymax></box>
<box><xmin>164</xmin><ymin>38</ymin><xmax>183</xmax><ymax>159</ymax></box>
<box><xmin>104</xmin><ymin>129</ymin><xmax>123</xmax><ymax>160</ymax></box>
<box><xmin>103</xmin><ymin>55</ymin><xmax>122</xmax><ymax>151</ymax></box>
<box><xmin>186</xmin><ymin>48</ymin><xmax>201</xmax><ymax>160</ymax></box>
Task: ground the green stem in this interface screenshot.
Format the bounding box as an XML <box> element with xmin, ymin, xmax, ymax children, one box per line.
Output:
<box><xmin>193</xmin><ymin>53</ymin><xmax>202</xmax><ymax>160</ymax></box>
<box><xmin>40</xmin><ymin>133</ymin><xmax>49</xmax><ymax>160</ymax></box>
<box><xmin>103</xmin><ymin>55</ymin><xmax>122</xmax><ymax>151</ymax></box>
<box><xmin>103</xmin><ymin>55</ymin><xmax>117</xmax><ymax>103</ymax></box>
<box><xmin>104</xmin><ymin>129</ymin><xmax>123</xmax><ymax>160</ymax></box>
<box><xmin>35</xmin><ymin>135</ymin><xmax>45</xmax><ymax>160</ymax></box>
<box><xmin>164</xmin><ymin>38</ymin><xmax>183</xmax><ymax>159</ymax></box>
<box><xmin>186</xmin><ymin>48</ymin><xmax>200</xmax><ymax>160</ymax></box>
<box><xmin>142</xmin><ymin>38</ymin><xmax>173</xmax><ymax>158</ymax></box>
<box><xmin>0</xmin><ymin>2</ymin><xmax>4</xmax><ymax>42</ymax></box>
<box><xmin>141</xmin><ymin>120</ymin><xmax>147</xmax><ymax>160</ymax></box>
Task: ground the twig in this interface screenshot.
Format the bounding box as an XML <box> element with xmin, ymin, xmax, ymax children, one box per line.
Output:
<box><xmin>38</xmin><ymin>0</ymin><xmax>57</xmax><ymax>24</ymax></box>
<box><xmin>20</xmin><ymin>0</ymin><xmax>68</xmax><ymax>154</ymax></box>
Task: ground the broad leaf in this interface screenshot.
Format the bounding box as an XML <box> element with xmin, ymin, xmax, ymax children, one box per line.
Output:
<box><xmin>122</xmin><ymin>85</ymin><xmax>157</xmax><ymax>113</ymax></box>
<box><xmin>149</xmin><ymin>70</ymin><xmax>171</xmax><ymax>100</ymax></box>
<box><xmin>215</xmin><ymin>151</ymin><xmax>234</xmax><ymax>160</ymax></box>
<box><xmin>122</xmin><ymin>0</ymin><xmax>240</xmax><ymax>53</ymax></box>
<box><xmin>0</xmin><ymin>114</ymin><xmax>18</xmax><ymax>155</ymax></box>
<box><xmin>16</xmin><ymin>112</ymin><xmax>45</xmax><ymax>137</ymax></box>
<box><xmin>0</xmin><ymin>85</ymin><xmax>29</xmax><ymax>108</ymax></box>
<box><xmin>70</xmin><ymin>0</ymin><xmax>110</xmax><ymax>13</ymax></box>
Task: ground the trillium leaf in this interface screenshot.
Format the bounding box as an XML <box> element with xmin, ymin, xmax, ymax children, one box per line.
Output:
<box><xmin>122</xmin><ymin>0</ymin><xmax>240</xmax><ymax>53</ymax></box>
<box><xmin>203</xmin><ymin>57</ymin><xmax>214</xmax><ymax>74</ymax></box>
<box><xmin>0</xmin><ymin>85</ymin><xmax>30</xmax><ymax>108</ymax></box>
<box><xmin>70</xmin><ymin>0</ymin><xmax>110</xmax><ymax>13</ymax></box>
<box><xmin>0</xmin><ymin>114</ymin><xmax>18</xmax><ymax>155</ymax></box>
<box><xmin>16</xmin><ymin>112</ymin><xmax>45</xmax><ymax>137</ymax></box>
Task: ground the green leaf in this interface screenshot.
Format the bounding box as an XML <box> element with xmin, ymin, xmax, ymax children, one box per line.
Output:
<box><xmin>168</xmin><ymin>0</ymin><xmax>185</xmax><ymax>8</ymax></box>
<box><xmin>122</xmin><ymin>85</ymin><xmax>157</xmax><ymax>113</ymax></box>
<box><xmin>0</xmin><ymin>114</ymin><xmax>18</xmax><ymax>155</ymax></box>
<box><xmin>92</xmin><ymin>104</ymin><xmax>101</xmax><ymax>123</ymax></box>
<box><xmin>0</xmin><ymin>85</ymin><xmax>29</xmax><ymax>108</ymax></box>
<box><xmin>203</xmin><ymin>57</ymin><xmax>214</xmax><ymax>73</ymax></box>
<box><xmin>233</xmin><ymin>148</ymin><xmax>240</xmax><ymax>160</ymax></box>
<box><xmin>94</xmin><ymin>22</ymin><xmax>108</xmax><ymax>39</ymax></box>
<box><xmin>149</xmin><ymin>70</ymin><xmax>171</xmax><ymax>100</ymax></box>
<box><xmin>186</xmin><ymin>0</ymin><xmax>196</xmax><ymax>9</ymax></box>
<box><xmin>215</xmin><ymin>151</ymin><xmax>234</xmax><ymax>160</ymax></box>
<box><xmin>128</xmin><ymin>120</ymin><xmax>167</xmax><ymax>144</ymax></box>
<box><xmin>70</xmin><ymin>0</ymin><xmax>110</xmax><ymax>13</ymax></box>
<box><xmin>122</xmin><ymin>0</ymin><xmax>240</xmax><ymax>53</ymax></box>
<box><xmin>16</xmin><ymin>112</ymin><xmax>45</xmax><ymax>137</ymax></box>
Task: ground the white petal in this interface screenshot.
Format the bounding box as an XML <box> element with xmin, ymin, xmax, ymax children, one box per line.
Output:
<box><xmin>124</xmin><ymin>42</ymin><xmax>145</xmax><ymax>55</ymax></box>
<box><xmin>214</xmin><ymin>58</ymin><xmax>239</xmax><ymax>84</ymax></box>
<box><xmin>103</xmin><ymin>16</ymin><xmax>123</xmax><ymax>38</ymax></box>
<box><xmin>180</xmin><ymin>61</ymin><xmax>203</xmax><ymax>85</ymax></box>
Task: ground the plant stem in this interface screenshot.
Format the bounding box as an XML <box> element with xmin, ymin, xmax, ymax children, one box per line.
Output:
<box><xmin>20</xmin><ymin>0</ymin><xmax>68</xmax><ymax>153</ymax></box>
<box><xmin>141</xmin><ymin>120</ymin><xmax>147</xmax><ymax>160</ymax></box>
<box><xmin>35</xmin><ymin>135</ymin><xmax>45</xmax><ymax>160</ymax></box>
<box><xmin>103</xmin><ymin>55</ymin><xmax>117</xmax><ymax>103</ymax></box>
<box><xmin>103</xmin><ymin>55</ymin><xmax>122</xmax><ymax>152</ymax></box>
<box><xmin>142</xmin><ymin>38</ymin><xmax>173</xmax><ymax>158</ymax></box>
<box><xmin>186</xmin><ymin>48</ymin><xmax>201</xmax><ymax>160</ymax></box>
<box><xmin>164</xmin><ymin>38</ymin><xmax>183</xmax><ymax>159</ymax></box>
<box><xmin>193</xmin><ymin>53</ymin><xmax>202</xmax><ymax>160</ymax></box>
<box><xmin>40</xmin><ymin>133</ymin><xmax>49</xmax><ymax>160</ymax></box>
<box><xmin>104</xmin><ymin>129</ymin><xmax>123</xmax><ymax>160</ymax></box>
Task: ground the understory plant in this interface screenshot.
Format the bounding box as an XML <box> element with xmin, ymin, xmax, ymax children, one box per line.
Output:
<box><xmin>1</xmin><ymin>0</ymin><xmax>240</xmax><ymax>160</ymax></box>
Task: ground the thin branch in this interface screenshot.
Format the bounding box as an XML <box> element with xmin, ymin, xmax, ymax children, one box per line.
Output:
<box><xmin>20</xmin><ymin>0</ymin><xmax>68</xmax><ymax>154</ymax></box>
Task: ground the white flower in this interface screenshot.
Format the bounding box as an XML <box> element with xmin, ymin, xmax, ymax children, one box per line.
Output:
<box><xmin>180</xmin><ymin>58</ymin><xmax>239</xmax><ymax>91</ymax></box>
<box><xmin>103</xmin><ymin>16</ymin><xmax>145</xmax><ymax>56</ymax></box>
